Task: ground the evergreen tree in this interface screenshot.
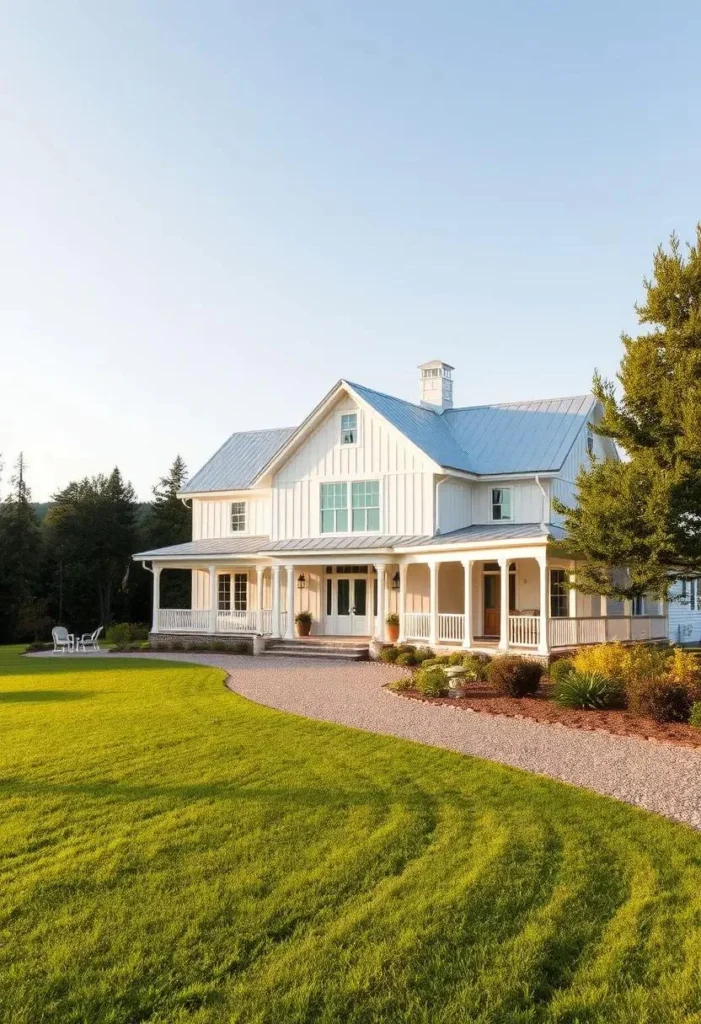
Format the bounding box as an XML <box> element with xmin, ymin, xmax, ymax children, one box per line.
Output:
<box><xmin>45</xmin><ymin>468</ymin><xmax>138</xmax><ymax>628</ymax></box>
<box><xmin>555</xmin><ymin>226</ymin><xmax>701</xmax><ymax>599</ymax></box>
<box><xmin>0</xmin><ymin>454</ymin><xmax>42</xmax><ymax>641</ymax></box>
<box><xmin>142</xmin><ymin>456</ymin><xmax>192</xmax><ymax>609</ymax></box>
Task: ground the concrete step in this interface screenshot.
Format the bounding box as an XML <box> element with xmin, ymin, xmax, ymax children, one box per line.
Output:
<box><xmin>263</xmin><ymin>639</ymin><xmax>369</xmax><ymax>660</ymax></box>
<box><xmin>262</xmin><ymin>648</ymin><xmax>368</xmax><ymax>660</ymax></box>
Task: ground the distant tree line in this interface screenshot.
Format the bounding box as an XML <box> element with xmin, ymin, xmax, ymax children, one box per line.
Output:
<box><xmin>0</xmin><ymin>454</ymin><xmax>191</xmax><ymax>642</ymax></box>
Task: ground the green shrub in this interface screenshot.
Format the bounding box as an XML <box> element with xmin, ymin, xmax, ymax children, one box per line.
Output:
<box><xmin>106</xmin><ymin>622</ymin><xmax>149</xmax><ymax>647</ymax></box>
<box><xmin>396</xmin><ymin>652</ymin><xmax>417</xmax><ymax>667</ymax></box>
<box><xmin>461</xmin><ymin>654</ymin><xmax>489</xmax><ymax>681</ymax></box>
<box><xmin>549</xmin><ymin>658</ymin><xmax>575</xmax><ymax>684</ymax></box>
<box><xmin>389</xmin><ymin>676</ymin><xmax>413</xmax><ymax>692</ymax></box>
<box><xmin>690</xmin><ymin>702</ymin><xmax>701</xmax><ymax>728</ymax></box>
<box><xmin>447</xmin><ymin>651</ymin><xmax>465</xmax><ymax>666</ymax></box>
<box><xmin>413</xmin><ymin>647</ymin><xmax>434</xmax><ymax>664</ymax></box>
<box><xmin>386</xmin><ymin>613</ymin><xmax>400</xmax><ymax>627</ymax></box>
<box><xmin>397</xmin><ymin>644</ymin><xmax>416</xmax><ymax>653</ymax></box>
<box><xmin>488</xmin><ymin>655</ymin><xmax>542</xmax><ymax>698</ymax></box>
<box><xmin>415</xmin><ymin>665</ymin><xmax>449</xmax><ymax>697</ymax></box>
<box><xmin>551</xmin><ymin>671</ymin><xmax>624</xmax><ymax>710</ymax></box>
<box><xmin>379</xmin><ymin>646</ymin><xmax>400</xmax><ymax>663</ymax></box>
<box><xmin>631</xmin><ymin>679</ymin><xmax>695</xmax><ymax>723</ymax></box>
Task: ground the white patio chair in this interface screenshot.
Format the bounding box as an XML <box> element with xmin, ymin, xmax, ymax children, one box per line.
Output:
<box><xmin>77</xmin><ymin>626</ymin><xmax>103</xmax><ymax>653</ymax></box>
<box><xmin>52</xmin><ymin>626</ymin><xmax>75</xmax><ymax>653</ymax></box>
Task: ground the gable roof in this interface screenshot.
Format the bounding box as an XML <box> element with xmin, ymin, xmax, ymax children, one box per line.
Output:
<box><xmin>180</xmin><ymin>427</ymin><xmax>295</xmax><ymax>493</ymax></box>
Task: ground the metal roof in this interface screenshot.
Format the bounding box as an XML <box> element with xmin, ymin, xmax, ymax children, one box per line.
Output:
<box><xmin>133</xmin><ymin>537</ymin><xmax>271</xmax><ymax>559</ymax></box>
<box><xmin>181</xmin><ymin>427</ymin><xmax>295</xmax><ymax>493</ymax></box>
<box><xmin>261</xmin><ymin>534</ymin><xmax>429</xmax><ymax>553</ymax></box>
<box><xmin>443</xmin><ymin>396</ymin><xmax>596</xmax><ymax>474</ymax></box>
<box><xmin>416</xmin><ymin>523</ymin><xmax>566</xmax><ymax>546</ymax></box>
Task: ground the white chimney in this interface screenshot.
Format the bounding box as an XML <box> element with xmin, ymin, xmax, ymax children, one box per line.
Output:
<box><xmin>419</xmin><ymin>360</ymin><xmax>454</xmax><ymax>413</ymax></box>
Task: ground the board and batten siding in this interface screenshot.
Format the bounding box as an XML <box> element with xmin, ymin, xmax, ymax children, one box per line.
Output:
<box><xmin>668</xmin><ymin>581</ymin><xmax>701</xmax><ymax>643</ymax></box>
<box><xmin>436</xmin><ymin>478</ymin><xmax>471</xmax><ymax>534</ymax></box>
<box><xmin>471</xmin><ymin>481</ymin><xmax>545</xmax><ymax>526</ymax></box>
<box><xmin>271</xmin><ymin>396</ymin><xmax>435</xmax><ymax>539</ymax></box>
<box><xmin>192</xmin><ymin>493</ymin><xmax>270</xmax><ymax>540</ymax></box>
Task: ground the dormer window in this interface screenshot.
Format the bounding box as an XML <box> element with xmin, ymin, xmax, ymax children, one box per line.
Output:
<box><xmin>231</xmin><ymin>501</ymin><xmax>246</xmax><ymax>532</ymax></box>
<box><xmin>491</xmin><ymin>487</ymin><xmax>512</xmax><ymax>521</ymax></box>
<box><xmin>340</xmin><ymin>412</ymin><xmax>358</xmax><ymax>445</ymax></box>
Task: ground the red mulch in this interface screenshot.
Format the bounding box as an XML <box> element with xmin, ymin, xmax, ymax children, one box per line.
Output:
<box><xmin>398</xmin><ymin>682</ymin><xmax>701</xmax><ymax>750</ymax></box>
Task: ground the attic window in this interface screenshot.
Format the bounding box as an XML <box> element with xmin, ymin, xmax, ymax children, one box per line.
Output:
<box><xmin>340</xmin><ymin>413</ymin><xmax>358</xmax><ymax>445</ymax></box>
<box><xmin>586</xmin><ymin>428</ymin><xmax>594</xmax><ymax>456</ymax></box>
<box><xmin>491</xmin><ymin>488</ymin><xmax>512</xmax><ymax>522</ymax></box>
<box><xmin>231</xmin><ymin>501</ymin><xmax>246</xmax><ymax>532</ymax></box>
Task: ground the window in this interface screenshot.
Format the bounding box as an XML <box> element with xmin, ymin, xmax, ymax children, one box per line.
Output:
<box><xmin>340</xmin><ymin>412</ymin><xmax>358</xmax><ymax>445</ymax></box>
<box><xmin>320</xmin><ymin>483</ymin><xmax>348</xmax><ymax>533</ymax></box>
<box><xmin>233</xmin><ymin>573</ymin><xmax>248</xmax><ymax>611</ymax></box>
<box><xmin>550</xmin><ymin>568</ymin><xmax>568</xmax><ymax>618</ymax></box>
<box><xmin>631</xmin><ymin>596</ymin><xmax>645</xmax><ymax>616</ymax></box>
<box><xmin>491</xmin><ymin>488</ymin><xmax>512</xmax><ymax>521</ymax></box>
<box><xmin>320</xmin><ymin>481</ymin><xmax>380</xmax><ymax>533</ymax></box>
<box><xmin>682</xmin><ymin>579</ymin><xmax>697</xmax><ymax>611</ymax></box>
<box><xmin>586</xmin><ymin>428</ymin><xmax>594</xmax><ymax>456</ymax></box>
<box><xmin>218</xmin><ymin>574</ymin><xmax>231</xmax><ymax>611</ymax></box>
<box><xmin>351</xmin><ymin>480</ymin><xmax>380</xmax><ymax>531</ymax></box>
<box><xmin>231</xmin><ymin>501</ymin><xmax>246</xmax><ymax>532</ymax></box>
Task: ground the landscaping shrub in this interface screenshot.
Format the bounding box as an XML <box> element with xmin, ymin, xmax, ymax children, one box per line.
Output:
<box><xmin>549</xmin><ymin>657</ymin><xmax>575</xmax><ymax>685</ymax></box>
<box><xmin>396</xmin><ymin>652</ymin><xmax>417</xmax><ymax>667</ymax></box>
<box><xmin>397</xmin><ymin>644</ymin><xmax>416</xmax><ymax>654</ymax></box>
<box><xmin>379</xmin><ymin>646</ymin><xmax>400</xmax><ymax>664</ymax></box>
<box><xmin>630</xmin><ymin>679</ymin><xmax>695</xmax><ymax>723</ymax></box>
<box><xmin>461</xmin><ymin>654</ymin><xmax>489</xmax><ymax>681</ymax></box>
<box><xmin>24</xmin><ymin>642</ymin><xmax>53</xmax><ymax>653</ymax></box>
<box><xmin>551</xmin><ymin>671</ymin><xmax>624</xmax><ymax>710</ymax></box>
<box><xmin>573</xmin><ymin>642</ymin><xmax>669</xmax><ymax>691</ymax></box>
<box><xmin>690</xmin><ymin>703</ymin><xmax>701</xmax><ymax>729</ymax></box>
<box><xmin>414</xmin><ymin>665</ymin><xmax>449</xmax><ymax>697</ymax></box>
<box><xmin>388</xmin><ymin>676</ymin><xmax>413</xmax><ymax>692</ymax></box>
<box><xmin>488</xmin><ymin>655</ymin><xmax>542</xmax><ymax>697</ymax></box>
<box><xmin>106</xmin><ymin>622</ymin><xmax>149</xmax><ymax>647</ymax></box>
<box><xmin>448</xmin><ymin>652</ymin><xmax>465</xmax><ymax>666</ymax></box>
<box><xmin>413</xmin><ymin>648</ymin><xmax>434</xmax><ymax>664</ymax></box>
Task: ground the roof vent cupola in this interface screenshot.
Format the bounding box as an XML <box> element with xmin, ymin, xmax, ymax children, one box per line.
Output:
<box><xmin>419</xmin><ymin>360</ymin><xmax>454</xmax><ymax>413</ymax></box>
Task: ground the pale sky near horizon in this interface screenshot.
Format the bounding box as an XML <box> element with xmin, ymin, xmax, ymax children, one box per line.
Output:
<box><xmin>1</xmin><ymin>1</ymin><xmax>700</xmax><ymax>501</ymax></box>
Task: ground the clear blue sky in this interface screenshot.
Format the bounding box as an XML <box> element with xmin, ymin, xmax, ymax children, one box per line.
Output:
<box><xmin>2</xmin><ymin>1</ymin><xmax>699</xmax><ymax>500</ymax></box>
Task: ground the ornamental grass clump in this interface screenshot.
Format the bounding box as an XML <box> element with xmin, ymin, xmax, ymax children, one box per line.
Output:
<box><xmin>690</xmin><ymin>703</ymin><xmax>701</xmax><ymax>729</ymax></box>
<box><xmin>379</xmin><ymin>646</ymin><xmax>400</xmax><ymax>664</ymax></box>
<box><xmin>487</xmin><ymin>655</ymin><xmax>542</xmax><ymax>698</ymax></box>
<box><xmin>551</xmin><ymin>670</ymin><xmax>624</xmax><ymax>710</ymax></box>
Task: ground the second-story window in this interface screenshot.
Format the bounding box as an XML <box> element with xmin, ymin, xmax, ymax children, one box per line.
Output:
<box><xmin>351</xmin><ymin>480</ymin><xmax>380</xmax><ymax>531</ymax></box>
<box><xmin>340</xmin><ymin>412</ymin><xmax>358</xmax><ymax>445</ymax></box>
<box><xmin>231</xmin><ymin>501</ymin><xmax>246</xmax><ymax>532</ymax></box>
<box><xmin>491</xmin><ymin>487</ymin><xmax>512</xmax><ymax>521</ymax></box>
<box><xmin>320</xmin><ymin>483</ymin><xmax>348</xmax><ymax>533</ymax></box>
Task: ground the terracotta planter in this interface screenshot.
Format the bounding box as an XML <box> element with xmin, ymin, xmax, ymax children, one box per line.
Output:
<box><xmin>386</xmin><ymin>623</ymin><xmax>400</xmax><ymax>643</ymax></box>
<box><xmin>296</xmin><ymin>620</ymin><xmax>311</xmax><ymax>637</ymax></box>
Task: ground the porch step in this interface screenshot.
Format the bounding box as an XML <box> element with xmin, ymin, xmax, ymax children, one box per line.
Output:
<box><xmin>263</xmin><ymin>638</ymin><xmax>369</xmax><ymax>661</ymax></box>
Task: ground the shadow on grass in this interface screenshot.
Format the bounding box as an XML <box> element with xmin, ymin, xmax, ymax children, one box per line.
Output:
<box><xmin>0</xmin><ymin>689</ymin><xmax>94</xmax><ymax>703</ymax></box>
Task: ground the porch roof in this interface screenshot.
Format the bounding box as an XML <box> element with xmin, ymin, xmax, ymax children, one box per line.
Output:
<box><xmin>134</xmin><ymin>523</ymin><xmax>564</xmax><ymax>561</ymax></box>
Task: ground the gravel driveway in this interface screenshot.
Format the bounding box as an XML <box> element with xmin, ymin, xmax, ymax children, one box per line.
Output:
<box><xmin>121</xmin><ymin>651</ymin><xmax>701</xmax><ymax>829</ymax></box>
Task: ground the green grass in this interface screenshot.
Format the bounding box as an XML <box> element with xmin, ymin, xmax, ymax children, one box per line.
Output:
<box><xmin>1</xmin><ymin>647</ymin><xmax>701</xmax><ymax>1024</ymax></box>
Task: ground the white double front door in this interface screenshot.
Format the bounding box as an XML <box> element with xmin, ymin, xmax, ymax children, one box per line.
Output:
<box><xmin>325</xmin><ymin>572</ymin><xmax>372</xmax><ymax>636</ymax></box>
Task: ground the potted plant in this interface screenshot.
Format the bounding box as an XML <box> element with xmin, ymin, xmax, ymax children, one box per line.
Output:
<box><xmin>295</xmin><ymin>611</ymin><xmax>313</xmax><ymax>637</ymax></box>
<box><xmin>386</xmin><ymin>612</ymin><xmax>400</xmax><ymax>644</ymax></box>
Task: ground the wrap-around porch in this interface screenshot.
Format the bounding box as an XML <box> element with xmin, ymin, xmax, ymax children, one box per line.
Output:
<box><xmin>149</xmin><ymin>549</ymin><xmax>667</xmax><ymax>654</ymax></box>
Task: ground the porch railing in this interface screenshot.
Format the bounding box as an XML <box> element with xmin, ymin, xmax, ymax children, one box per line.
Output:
<box><xmin>216</xmin><ymin>610</ymin><xmax>259</xmax><ymax>633</ymax></box>
<box><xmin>548</xmin><ymin>616</ymin><xmax>667</xmax><ymax>647</ymax></box>
<box><xmin>438</xmin><ymin>613</ymin><xmax>464</xmax><ymax>642</ymax></box>
<box><xmin>508</xmin><ymin>615</ymin><xmax>540</xmax><ymax>648</ymax></box>
<box><xmin>404</xmin><ymin>612</ymin><xmax>430</xmax><ymax>641</ymax></box>
<box><xmin>158</xmin><ymin>609</ymin><xmax>211</xmax><ymax>632</ymax></box>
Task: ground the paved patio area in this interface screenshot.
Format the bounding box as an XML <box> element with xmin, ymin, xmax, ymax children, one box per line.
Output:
<box><xmin>31</xmin><ymin>649</ymin><xmax>701</xmax><ymax>827</ymax></box>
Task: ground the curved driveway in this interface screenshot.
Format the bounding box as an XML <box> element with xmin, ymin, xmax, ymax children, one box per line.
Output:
<box><xmin>138</xmin><ymin>651</ymin><xmax>701</xmax><ymax>829</ymax></box>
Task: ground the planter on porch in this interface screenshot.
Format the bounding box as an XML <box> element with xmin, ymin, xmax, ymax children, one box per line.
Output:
<box><xmin>386</xmin><ymin>613</ymin><xmax>400</xmax><ymax>644</ymax></box>
<box><xmin>295</xmin><ymin>612</ymin><xmax>312</xmax><ymax>637</ymax></box>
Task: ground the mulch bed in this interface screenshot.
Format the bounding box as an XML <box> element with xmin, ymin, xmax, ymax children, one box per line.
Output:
<box><xmin>397</xmin><ymin>682</ymin><xmax>701</xmax><ymax>750</ymax></box>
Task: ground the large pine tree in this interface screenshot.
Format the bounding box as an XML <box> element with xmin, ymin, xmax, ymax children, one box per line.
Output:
<box><xmin>0</xmin><ymin>454</ymin><xmax>42</xmax><ymax>641</ymax></box>
<box><xmin>556</xmin><ymin>226</ymin><xmax>701</xmax><ymax>599</ymax></box>
<box><xmin>140</xmin><ymin>456</ymin><xmax>192</xmax><ymax>609</ymax></box>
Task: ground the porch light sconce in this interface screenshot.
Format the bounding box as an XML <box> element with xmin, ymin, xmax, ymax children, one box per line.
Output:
<box><xmin>391</xmin><ymin>571</ymin><xmax>401</xmax><ymax>591</ymax></box>
<box><xmin>297</xmin><ymin>573</ymin><xmax>307</xmax><ymax>590</ymax></box>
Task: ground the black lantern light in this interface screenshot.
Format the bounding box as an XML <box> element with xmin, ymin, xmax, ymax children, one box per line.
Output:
<box><xmin>297</xmin><ymin>573</ymin><xmax>307</xmax><ymax>590</ymax></box>
<box><xmin>391</xmin><ymin>571</ymin><xmax>400</xmax><ymax>591</ymax></box>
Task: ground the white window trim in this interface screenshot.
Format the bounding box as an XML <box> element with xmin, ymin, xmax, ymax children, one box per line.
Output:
<box><xmin>230</xmin><ymin>500</ymin><xmax>248</xmax><ymax>535</ymax></box>
<box><xmin>491</xmin><ymin>486</ymin><xmax>513</xmax><ymax>522</ymax></box>
<box><xmin>319</xmin><ymin>479</ymin><xmax>382</xmax><ymax>535</ymax></box>
<box><xmin>338</xmin><ymin>410</ymin><xmax>360</xmax><ymax>448</ymax></box>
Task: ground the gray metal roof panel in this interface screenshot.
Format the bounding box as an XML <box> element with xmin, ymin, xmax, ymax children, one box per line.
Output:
<box><xmin>415</xmin><ymin>523</ymin><xmax>564</xmax><ymax>546</ymax></box>
<box><xmin>261</xmin><ymin>534</ymin><xmax>429</xmax><ymax>552</ymax></box>
<box><xmin>133</xmin><ymin>537</ymin><xmax>271</xmax><ymax>559</ymax></box>
<box><xmin>181</xmin><ymin>427</ymin><xmax>296</xmax><ymax>493</ymax></box>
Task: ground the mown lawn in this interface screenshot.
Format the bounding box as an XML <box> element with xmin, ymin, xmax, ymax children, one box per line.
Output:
<box><xmin>1</xmin><ymin>647</ymin><xmax>701</xmax><ymax>1023</ymax></box>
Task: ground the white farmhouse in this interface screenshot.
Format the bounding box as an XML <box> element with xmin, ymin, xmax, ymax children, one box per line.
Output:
<box><xmin>134</xmin><ymin>361</ymin><xmax>669</xmax><ymax>656</ymax></box>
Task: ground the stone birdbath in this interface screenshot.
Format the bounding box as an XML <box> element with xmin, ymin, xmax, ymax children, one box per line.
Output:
<box><xmin>445</xmin><ymin>665</ymin><xmax>476</xmax><ymax>698</ymax></box>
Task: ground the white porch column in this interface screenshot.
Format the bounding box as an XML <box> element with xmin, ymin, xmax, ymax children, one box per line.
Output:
<box><xmin>375</xmin><ymin>563</ymin><xmax>387</xmax><ymax>641</ymax></box>
<box><xmin>285</xmin><ymin>564</ymin><xmax>296</xmax><ymax>639</ymax></box>
<box><xmin>537</xmin><ymin>551</ymin><xmax>549</xmax><ymax>655</ymax></box>
<box><xmin>208</xmin><ymin>564</ymin><xmax>217</xmax><ymax>634</ymax></box>
<box><xmin>461</xmin><ymin>559</ymin><xmax>473</xmax><ymax>650</ymax></box>
<box><xmin>429</xmin><ymin>561</ymin><xmax>439</xmax><ymax>647</ymax></box>
<box><xmin>256</xmin><ymin>566</ymin><xmax>264</xmax><ymax>633</ymax></box>
<box><xmin>271</xmin><ymin>564</ymin><xmax>282</xmax><ymax>638</ymax></box>
<box><xmin>397</xmin><ymin>562</ymin><xmax>408</xmax><ymax>642</ymax></box>
<box><xmin>498</xmin><ymin>557</ymin><xmax>509</xmax><ymax>651</ymax></box>
<box><xmin>151</xmin><ymin>564</ymin><xmax>161</xmax><ymax>633</ymax></box>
